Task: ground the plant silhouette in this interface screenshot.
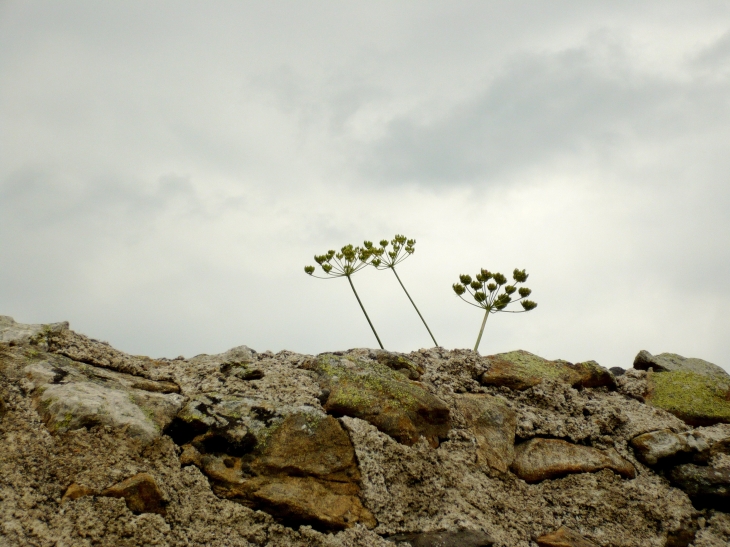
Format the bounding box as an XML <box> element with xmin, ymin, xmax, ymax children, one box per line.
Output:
<box><xmin>452</xmin><ymin>268</ymin><xmax>537</xmax><ymax>352</ymax></box>
<box><xmin>365</xmin><ymin>235</ymin><xmax>438</xmax><ymax>347</ymax></box>
<box><xmin>304</xmin><ymin>243</ymin><xmax>383</xmax><ymax>348</ymax></box>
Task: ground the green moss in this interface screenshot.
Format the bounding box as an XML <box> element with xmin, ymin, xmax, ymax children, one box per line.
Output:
<box><xmin>493</xmin><ymin>351</ymin><xmax>571</xmax><ymax>380</ymax></box>
<box><xmin>648</xmin><ymin>370</ymin><xmax>730</xmax><ymax>425</ymax></box>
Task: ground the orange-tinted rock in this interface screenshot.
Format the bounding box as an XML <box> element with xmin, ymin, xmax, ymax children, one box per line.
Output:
<box><xmin>511</xmin><ymin>438</ymin><xmax>636</xmax><ymax>483</ymax></box>
<box><xmin>250</xmin><ymin>475</ymin><xmax>376</xmax><ymax>530</ymax></box>
<box><xmin>455</xmin><ymin>394</ymin><xmax>516</xmax><ymax>472</ymax></box>
<box><xmin>536</xmin><ymin>526</ymin><xmax>598</xmax><ymax>547</ymax></box>
<box><xmin>101</xmin><ymin>472</ymin><xmax>167</xmax><ymax>515</ymax></box>
<box><xmin>61</xmin><ymin>483</ymin><xmax>95</xmax><ymax>503</ymax></box>
<box><xmin>305</xmin><ymin>354</ymin><xmax>450</xmax><ymax>446</ymax></box>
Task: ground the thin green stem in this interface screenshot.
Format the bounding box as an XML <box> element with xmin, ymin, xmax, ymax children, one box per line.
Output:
<box><xmin>347</xmin><ymin>274</ymin><xmax>384</xmax><ymax>349</ymax></box>
<box><xmin>474</xmin><ymin>308</ymin><xmax>490</xmax><ymax>352</ymax></box>
<box><xmin>391</xmin><ymin>267</ymin><xmax>438</xmax><ymax>347</ymax></box>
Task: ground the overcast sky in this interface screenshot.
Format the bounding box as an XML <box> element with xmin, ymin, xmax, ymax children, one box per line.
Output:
<box><xmin>2</xmin><ymin>1</ymin><xmax>729</xmax><ymax>372</ymax></box>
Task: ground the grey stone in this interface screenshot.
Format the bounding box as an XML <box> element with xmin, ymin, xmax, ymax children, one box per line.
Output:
<box><xmin>0</xmin><ymin>315</ymin><xmax>67</xmax><ymax>344</ymax></box>
<box><xmin>669</xmin><ymin>463</ymin><xmax>730</xmax><ymax>511</ymax></box>
<box><xmin>633</xmin><ymin>350</ymin><xmax>729</xmax><ymax>380</ymax></box>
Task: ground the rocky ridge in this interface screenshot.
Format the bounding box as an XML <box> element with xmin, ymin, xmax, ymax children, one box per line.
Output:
<box><xmin>1</xmin><ymin>315</ymin><xmax>729</xmax><ymax>546</ymax></box>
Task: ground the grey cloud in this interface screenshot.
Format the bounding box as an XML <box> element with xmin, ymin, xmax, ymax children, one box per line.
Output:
<box><xmin>359</xmin><ymin>40</ymin><xmax>730</xmax><ymax>186</ymax></box>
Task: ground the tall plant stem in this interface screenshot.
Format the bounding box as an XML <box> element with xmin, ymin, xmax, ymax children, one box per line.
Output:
<box><xmin>474</xmin><ymin>308</ymin><xmax>490</xmax><ymax>352</ymax></box>
<box><xmin>347</xmin><ymin>275</ymin><xmax>384</xmax><ymax>349</ymax></box>
<box><xmin>391</xmin><ymin>267</ymin><xmax>438</xmax><ymax>347</ymax></box>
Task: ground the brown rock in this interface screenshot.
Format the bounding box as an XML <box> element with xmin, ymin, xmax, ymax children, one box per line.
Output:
<box><xmin>386</xmin><ymin>529</ymin><xmax>494</xmax><ymax>546</ymax></box>
<box><xmin>455</xmin><ymin>394</ymin><xmax>516</xmax><ymax>472</ymax></box>
<box><xmin>101</xmin><ymin>472</ymin><xmax>167</xmax><ymax>515</ymax></box>
<box><xmin>252</xmin><ymin>413</ymin><xmax>360</xmax><ymax>482</ymax></box>
<box><xmin>630</xmin><ymin>429</ymin><xmax>709</xmax><ymax>466</ymax></box>
<box><xmin>250</xmin><ymin>475</ymin><xmax>376</xmax><ymax>530</ymax></box>
<box><xmin>511</xmin><ymin>438</ymin><xmax>636</xmax><ymax>483</ymax></box>
<box><xmin>61</xmin><ymin>483</ymin><xmax>96</xmax><ymax>503</ymax></box>
<box><xmin>480</xmin><ymin>351</ymin><xmax>614</xmax><ymax>391</ymax></box>
<box><xmin>536</xmin><ymin>526</ymin><xmax>598</xmax><ymax>547</ymax></box>
<box><xmin>0</xmin><ymin>393</ymin><xmax>6</xmax><ymax>422</ymax></box>
<box><xmin>305</xmin><ymin>354</ymin><xmax>450</xmax><ymax>446</ymax></box>
<box><xmin>669</xmin><ymin>464</ymin><xmax>730</xmax><ymax>511</ymax></box>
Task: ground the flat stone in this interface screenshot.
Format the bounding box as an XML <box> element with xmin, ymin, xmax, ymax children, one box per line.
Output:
<box><xmin>372</xmin><ymin>350</ymin><xmax>425</xmax><ymax>380</ymax></box>
<box><xmin>630</xmin><ymin>429</ymin><xmax>709</xmax><ymax>466</ymax></box>
<box><xmin>536</xmin><ymin>526</ymin><xmax>598</xmax><ymax>546</ymax></box>
<box><xmin>386</xmin><ymin>529</ymin><xmax>494</xmax><ymax>546</ymax></box>
<box><xmin>480</xmin><ymin>351</ymin><xmax>615</xmax><ymax>391</ymax></box>
<box><xmin>455</xmin><ymin>394</ymin><xmax>516</xmax><ymax>472</ymax></box>
<box><xmin>101</xmin><ymin>473</ymin><xmax>167</xmax><ymax>515</ymax></box>
<box><xmin>669</xmin><ymin>464</ymin><xmax>730</xmax><ymax>511</ymax></box>
<box><xmin>61</xmin><ymin>483</ymin><xmax>96</xmax><ymax>503</ymax></box>
<box><xmin>303</xmin><ymin>354</ymin><xmax>450</xmax><ymax>446</ymax></box>
<box><xmin>250</xmin><ymin>475</ymin><xmax>376</xmax><ymax>530</ymax></box>
<box><xmin>634</xmin><ymin>350</ymin><xmax>730</xmax><ymax>381</ymax></box>
<box><xmin>645</xmin><ymin>369</ymin><xmax>730</xmax><ymax>426</ymax></box>
<box><xmin>511</xmin><ymin>438</ymin><xmax>636</xmax><ymax>483</ymax></box>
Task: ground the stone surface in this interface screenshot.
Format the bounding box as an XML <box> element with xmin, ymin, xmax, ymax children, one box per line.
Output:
<box><xmin>303</xmin><ymin>353</ymin><xmax>451</xmax><ymax>446</ymax></box>
<box><xmin>669</xmin><ymin>464</ymin><xmax>730</xmax><ymax>511</ymax></box>
<box><xmin>634</xmin><ymin>350</ymin><xmax>730</xmax><ymax>381</ymax></box>
<box><xmin>645</xmin><ymin>369</ymin><xmax>730</xmax><ymax>426</ymax></box>
<box><xmin>454</xmin><ymin>394</ymin><xmax>516</xmax><ymax>472</ymax></box>
<box><xmin>511</xmin><ymin>438</ymin><xmax>636</xmax><ymax>483</ymax></box>
<box><xmin>535</xmin><ymin>526</ymin><xmax>598</xmax><ymax>546</ymax></box>
<box><xmin>2</xmin><ymin>316</ymin><xmax>729</xmax><ymax>547</ymax></box>
<box><xmin>385</xmin><ymin>529</ymin><xmax>494</xmax><ymax>546</ymax></box>
<box><xmin>101</xmin><ymin>472</ymin><xmax>167</xmax><ymax>515</ymax></box>
<box><xmin>480</xmin><ymin>351</ymin><xmax>615</xmax><ymax>391</ymax></box>
<box><xmin>0</xmin><ymin>315</ymin><xmax>68</xmax><ymax>344</ymax></box>
<box><xmin>630</xmin><ymin>429</ymin><xmax>709</xmax><ymax>465</ymax></box>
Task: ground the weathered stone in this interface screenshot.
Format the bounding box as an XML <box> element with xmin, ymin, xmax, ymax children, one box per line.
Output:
<box><xmin>634</xmin><ymin>350</ymin><xmax>730</xmax><ymax>381</ymax></box>
<box><xmin>511</xmin><ymin>438</ymin><xmax>636</xmax><ymax>483</ymax></box>
<box><xmin>304</xmin><ymin>354</ymin><xmax>450</xmax><ymax>446</ymax></box>
<box><xmin>669</xmin><ymin>464</ymin><xmax>730</xmax><ymax>511</ymax></box>
<box><xmin>385</xmin><ymin>529</ymin><xmax>494</xmax><ymax>546</ymax></box>
<box><xmin>0</xmin><ymin>315</ymin><xmax>68</xmax><ymax>344</ymax></box>
<box><xmin>480</xmin><ymin>351</ymin><xmax>614</xmax><ymax>391</ymax></box>
<box><xmin>630</xmin><ymin>429</ymin><xmax>709</xmax><ymax>466</ymax></box>
<box><xmin>101</xmin><ymin>473</ymin><xmax>167</xmax><ymax>515</ymax></box>
<box><xmin>645</xmin><ymin>369</ymin><xmax>730</xmax><ymax>426</ymax></box>
<box><xmin>455</xmin><ymin>394</ymin><xmax>516</xmax><ymax>472</ymax></box>
<box><xmin>536</xmin><ymin>526</ymin><xmax>598</xmax><ymax>547</ymax></box>
<box><xmin>250</xmin><ymin>476</ymin><xmax>376</xmax><ymax>530</ymax></box>
<box><xmin>251</xmin><ymin>413</ymin><xmax>361</xmax><ymax>482</ymax></box>
<box><xmin>609</xmin><ymin>367</ymin><xmax>626</xmax><ymax>377</ymax></box>
<box><xmin>61</xmin><ymin>483</ymin><xmax>96</xmax><ymax>502</ymax></box>
<box><xmin>372</xmin><ymin>350</ymin><xmax>425</xmax><ymax>380</ymax></box>
<box><xmin>0</xmin><ymin>393</ymin><xmax>6</xmax><ymax>422</ymax></box>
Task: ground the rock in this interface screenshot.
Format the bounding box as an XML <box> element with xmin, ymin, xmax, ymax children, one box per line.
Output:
<box><xmin>609</xmin><ymin>367</ymin><xmax>626</xmax><ymax>377</ymax></box>
<box><xmin>536</xmin><ymin>526</ymin><xmax>598</xmax><ymax>546</ymax></box>
<box><xmin>630</xmin><ymin>429</ymin><xmax>709</xmax><ymax>466</ymax></box>
<box><xmin>511</xmin><ymin>438</ymin><xmax>636</xmax><ymax>483</ymax></box>
<box><xmin>189</xmin><ymin>410</ymin><xmax>376</xmax><ymax>530</ymax></box>
<box><xmin>61</xmin><ymin>483</ymin><xmax>96</xmax><ymax>502</ymax></box>
<box><xmin>644</xmin><ymin>368</ymin><xmax>730</xmax><ymax>426</ymax></box>
<box><xmin>454</xmin><ymin>394</ymin><xmax>516</xmax><ymax>472</ymax></box>
<box><xmin>0</xmin><ymin>315</ymin><xmax>68</xmax><ymax>344</ymax></box>
<box><xmin>385</xmin><ymin>529</ymin><xmax>494</xmax><ymax>546</ymax></box>
<box><xmin>249</xmin><ymin>475</ymin><xmax>376</xmax><ymax>530</ymax></box>
<box><xmin>101</xmin><ymin>473</ymin><xmax>167</xmax><ymax>515</ymax></box>
<box><xmin>669</xmin><ymin>464</ymin><xmax>730</xmax><ymax>511</ymax></box>
<box><xmin>634</xmin><ymin>350</ymin><xmax>730</xmax><ymax>381</ymax></box>
<box><xmin>480</xmin><ymin>351</ymin><xmax>615</xmax><ymax>391</ymax></box>
<box><xmin>0</xmin><ymin>393</ymin><xmax>6</xmax><ymax>422</ymax></box>
<box><xmin>303</xmin><ymin>353</ymin><xmax>450</xmax><ymax>446</ymax></box>
<box><xmin>372</xmin><ymin>350</ymin><xmax>425</xmax><ymax>380</ymax></box>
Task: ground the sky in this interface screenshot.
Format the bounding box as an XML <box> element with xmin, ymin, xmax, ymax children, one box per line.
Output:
<box><xmin>1</xmin><ymin>1</ymin><xmax>729</xmax><ymax>372</ymax></box>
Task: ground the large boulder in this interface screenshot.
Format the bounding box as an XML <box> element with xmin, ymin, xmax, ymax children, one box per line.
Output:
<box><xmin>511</xmin><ymin>438</ymin><xmax>636</xmax><ymax>483</ymax></box>
<box><xmin>303</xmin><ymin>353</ymin><xmax>450</xmax><ymax>446</ymax></box>
<box><xmin>634</xmin><ymin>350</ymin><xmax>730</xmax><ymax>381</ymax></box>
<box><xmin>454</xmin><ymin>394</ymin><xmax>516</xmax><ymax>472</ymax></box>
<box><xmin>480</xmin><ymin>351</ymin><xmax>615</xmax><ymax>391</ymax></box>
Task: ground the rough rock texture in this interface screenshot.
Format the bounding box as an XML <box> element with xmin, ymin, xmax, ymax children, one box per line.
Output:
<box><xmin>645</xmin><ymin>369</ymin><xmax>730</xmax><ymax>426</ymax></box>
<box><xmin>510</xmin><ymin>438</ymin><xmax>636</xmax><ymax>483</ymax></box>
<box><xmin>385</xmin><ymin>529</ymin><xmax>494</xmax><ymax>546</ymax></box>
<box><xmin>1</xmin><ymin>317</ymin><xmax>729</xmax><ymax>546</ymax></box>
<box><xmin>536</xmin><ymin>526</ymin><xmax>599</xmax><ymax>546</ymax></box>
<box><xmin>634</xmin><ymin>351</ymin><xmax>730</xmax><ymax>381</ymax></box>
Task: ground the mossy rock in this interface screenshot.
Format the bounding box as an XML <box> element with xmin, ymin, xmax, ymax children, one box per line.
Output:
<box><xmin>646</xmin><ymin>370</ymin><xmax>730</xmax><ymax>426</ymax></box>
<box><xmin>305</xmin><ymin>354</ymin><xmax>450</xmax><ymax>446</ymax></box>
